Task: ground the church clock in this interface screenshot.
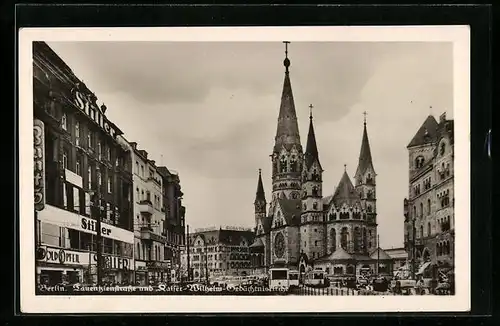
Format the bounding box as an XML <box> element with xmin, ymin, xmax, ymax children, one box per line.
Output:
<box><xmin>274</xmin><ymin>232</ymin><xmax>285</xmax><ymax>258</ymax></box>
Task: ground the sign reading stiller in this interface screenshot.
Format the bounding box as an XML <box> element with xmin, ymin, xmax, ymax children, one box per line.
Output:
<box><xmin>34</xmin><ymin>119</ymin><xmax>45</xmax><ymax>211</ymax></box>
<box><xmin>71</xmin><ymin>84</ymin><xmax>119</xmax><ymax>140</ymax></box>
<box><xmin>37</xmin><ymin>205</ymin><xmax>134</xmax><ymax>244</ymax></box>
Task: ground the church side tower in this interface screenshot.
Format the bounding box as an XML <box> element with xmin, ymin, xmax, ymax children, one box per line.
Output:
<box><xmin>271</xmin><ymin>42</ymin><xmax>303</xmax><ymax>205</ymax></box>
<box><xmin>254</xmin><ymin>168</ymin><xmax>267</xmax><ymax>228</ymax></box>
<box><xmin>299</xmin><ymin>108</ymin><xmax>325</xmax><ymax>260</ymax></box>
<box><xmin>354</xmin><ymin>114</ymin><xmax>377</xmax><ymax>252</ymax></box>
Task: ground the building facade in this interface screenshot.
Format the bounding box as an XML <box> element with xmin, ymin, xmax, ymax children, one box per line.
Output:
<box><xmin>33</xmin><ymin>41</ymin><xmax>135</xmax><ymax>286</ymax></box>
<box><xmin>124</xmin><ymin>142</ymin><xmax>170</xmax><ymax>285</ymax></box>
<box><xmin>249</xmin><ymin>46</ymin><xmax>388</xmax><ymax>279</ymax></box>
<box><xmin>158</xmin><ymin>166</ymin><xmax>186</xmax><ymax>282</ymax></box>
<box><xmin>403</xmin><ymin>113</ymin><xmax>455</xmax><ymax>276</ymax></box>
<box><xmin>181</xmin><ymin>227</ymin><xmax>254</xmax><ymax>280</ymax></box>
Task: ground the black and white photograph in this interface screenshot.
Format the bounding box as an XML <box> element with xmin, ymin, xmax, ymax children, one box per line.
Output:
<box><xmin>19</xmin><ymin>26</ymin><xmax>470</xmax><ymax>313</ymax></box>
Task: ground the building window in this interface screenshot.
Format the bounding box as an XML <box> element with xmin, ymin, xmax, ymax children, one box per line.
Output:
<box><xmin>427</xmin><ymin>199</ymin><xmax>431</xmax><ymax>215</ymax></box>
<box><xmin>97</xmin><ymin>171</ymin><xmax>102</xmax><ymax>187</ymax></box>
<box><xmin>340</xmin><ymin>227</ymin><xmax>348</xmax><ymax>250</ymax></box>
<box><xmin>108</xmin><ymin>176</ymin><xmax>112</xmax><ymax>193</ymax></box>
<box><xmin>75</xmin><ymin>121</ymin><xmax>80</xmax><ymax>146</ymax></box>
<box><xmin>427</xmin><ymin>222</ymin><xmax>431</xmax><ymax>237</ymax></box>
<box><xmin>97</xmin><ymin>142</ymin><xmax>102</xmax><ymax>160</ymax></box>
<box><xmin>76</xmin><ymin>156</ymin><xmax>82</xmax><ymax>176</ymax></box>
<box><xmin>87</xmin><ymin>165</ymin><xmax>92</xmax><ymax>188</ymax></box>
<box><xmin>419</xmin><ymin>203</ymin><xmax>423</xmax><ymax>218</ymax></box>
<box><xmin>62</xmin><ymin>149</ymin><xmax>68</xmax><ymax>170</ymax></box>
<box><xmin>106</xmin><ymin>147</ymin><xmax>111</xmax><ymax>161</ymax></box>
<box><xmin>87</xmin><ymin>130</ymin><xmax>93</xmax><ymax>148</ymax></box>
<box><xmin>61</xmin><ymin>113</ymin><xmax>67</xmax><ymax>130</ymax></box>
<box><xmin>141</xmin><ymin>165</ymin><xmax>144</xmax><ymax>177</ymax></box>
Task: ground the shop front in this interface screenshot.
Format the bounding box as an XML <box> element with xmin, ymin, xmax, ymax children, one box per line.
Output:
<box><xmin>146</xmin><ymin>261</ymin><xmax>170</xmax><ymax>284</ymax></box>
<box><xmin>134</xmin><ymin>260</ymin><xmax>148</xmax><ymax>285</ymax></box>
<box><xmin>37</xmin><ymin>246</ymin><xmax>134</xmax><ymax>286</ymax></box>
<box><xmin>36</xmin><ymin>246</ymin><xmax>87</xmax><ymax>286</ymax></box>
<box><xmin>133</xmin><ymin>260</ymin><xmax>170</xmax><ymax>285</ymax></box>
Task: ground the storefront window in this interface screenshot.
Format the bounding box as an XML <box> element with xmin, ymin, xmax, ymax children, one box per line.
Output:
<box><xmin>41</xmin><ymin>222</ymin><xmax>60</xmax><ymax>247</ymax></box>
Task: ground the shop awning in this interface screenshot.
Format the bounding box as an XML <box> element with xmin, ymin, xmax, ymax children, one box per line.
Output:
<box><xmin>416</xmin><ymin>261</ymin><xmax>432</xmax><ymax>275</ymax></box>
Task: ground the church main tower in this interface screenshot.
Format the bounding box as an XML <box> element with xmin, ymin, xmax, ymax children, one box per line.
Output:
<box><xmin>354</xmin><ymin>114</ymin><xmax>378</xmax><ymax>252</ymax></box>
<box><xmin>271</xmin><ymin>42</ymin><xmax>303</xmax><ymax>204</ymax></box>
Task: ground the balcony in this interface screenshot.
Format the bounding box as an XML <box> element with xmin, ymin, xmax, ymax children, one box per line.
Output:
<box><xmin>140</xmin><ymin>227</ymin><xmax>153</xmax><ymax>240</ymax></box>
<box><xmin>138</xmin><ymin>200</ymin><xmax>154</xmax><ymax>215</ymax></box>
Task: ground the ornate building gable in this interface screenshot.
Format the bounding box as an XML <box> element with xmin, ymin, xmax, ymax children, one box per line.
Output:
<box><xmin>271</xmin><ymin>202</ymin><xmax>287</xmax><ymax>229</ymax></box>
<box><xmin>271</xmin><ymin>198</ymin><xmax>301</xmax><ymax>229</ymax></box>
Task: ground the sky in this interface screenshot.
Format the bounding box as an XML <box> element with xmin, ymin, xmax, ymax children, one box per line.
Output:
<box><xmin>46</xmin><ymin>41</ymin><xmax>453</xmax><ymax>249</ymax></box>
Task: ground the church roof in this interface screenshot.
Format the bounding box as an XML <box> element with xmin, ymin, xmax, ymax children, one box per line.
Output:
<box><xmin>304</xmin><ymin>113</ymin><xmax>321</xmax><ymax>170</ymax></box>
<box><xmin>249</xmin><ymin>237</ymin><xmax>264</xmax><ymax>248</ymax></box>
<box><xmin>317</xmin><ymin>247</ymin><xmax>354</xmax><ymax>261</ymax></box>
<box><xmin>355</xmin><ymin>121</ymin><xmax>375</xmax><ymax>177</ymax></box>
<box><xmin>322</xmin><ymin>195</ymin><xmax>333</xmax><ymax>206</ymax></box>
<box><xmin>332</xmin><ymin>171</ymin><xmax>362</xmax><ymax>207</ymax></box>
<box><xmin>407</xmin><ymin>115</ymin><xmax>439</xmax><ymax>148</ymax></box>
<box><xmin>369</xmin><ymin>247</ymin><xmax>393</xmax><ymax>260</ymax></box>
<box><xmin>255</xmin><ymin>169</ymin><xmax>266</xmax><ymax>202</ymax></box>
<box><xmin>273</xmin><ymin>53</ymin><xmax>302</xmax><ymax>153</ymax></box>
<box><xmin>278</xmin><ymin>198</ymin><xmax>302</xmax><ymax>226</ymax></box>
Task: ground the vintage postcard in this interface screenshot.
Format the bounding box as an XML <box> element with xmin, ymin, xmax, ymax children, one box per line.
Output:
<box><xmin>19</xmin><ymin>26</ymin><xmax>470</xmax><ymax>313</ymax></box>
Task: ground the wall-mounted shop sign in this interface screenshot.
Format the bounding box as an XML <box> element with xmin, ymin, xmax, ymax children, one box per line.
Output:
<box><xmin>37</xmin><ymin>205</ymin><xmax>134</xmax><ymax>244</ymax></box>
<box><xmin>71</xmin><ymin>84</ymin><xmax>118</xmax><ymax>139</ymax></box>
<box><xmin>37</xmin><ymin>247</ymin><xmax>83</xmax><ymax>266</ymax></box>
<box><xmin>94</xmin><ymin>255</ymin><xmax>131</xmax><ymax>271</ymax></box>
<box><xmin>37</xmin><ymin>246</ymin><xmax>134</xmax><ymax>271</ymax></box>
<box><xmin>34</xmin><ymin>119</ymin><xmax>45</xmax><ymax>211</ymax></box>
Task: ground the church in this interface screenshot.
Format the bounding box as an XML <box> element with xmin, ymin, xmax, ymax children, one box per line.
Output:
<box><xmin>249</xmin><ymin>43</ymin><xmax>392</xmax><ymax>279</ymax></box>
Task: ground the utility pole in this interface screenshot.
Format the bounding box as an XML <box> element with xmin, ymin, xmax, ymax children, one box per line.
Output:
<box><xmin>91</xmin><ymin>191</ymin><xmax>104</xmax><ymax>285</ymax></box>
<box><xmin>186</xmin><ymin>225</ymin><xmax>191</xmax><ymax>282</ymax></box>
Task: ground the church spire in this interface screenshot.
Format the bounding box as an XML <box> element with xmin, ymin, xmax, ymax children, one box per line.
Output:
<box><xmin>304</xmin><ymin>104</ymin><xmax>321</xmax><ymax>169</ymax></box>
<box><xmin>355</xmin><ymin>112</ymin><xmax>375</xmax><ymax>177</ymax></box>
<box><xmin>274</xmin><ymin>41</ymin><xmax>301</xmax><ymax>152</ymax></box>
<box><xmin>255</xmin><ymin>168</ymin><xmax>266</xmax><ymax>202</ymax></box>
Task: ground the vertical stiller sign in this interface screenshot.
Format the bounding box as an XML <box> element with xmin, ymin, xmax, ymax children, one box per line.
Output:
<box><xmin>34</xmin><ymin>119</ymin><xmax>45</xmax><ymax>211</ymax></box>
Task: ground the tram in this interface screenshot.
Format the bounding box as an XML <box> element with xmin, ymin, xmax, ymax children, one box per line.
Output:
<box><xmin>268</xmin><ymin>268</ymin><xmax>290</xmax><ymax>291</ymax></box>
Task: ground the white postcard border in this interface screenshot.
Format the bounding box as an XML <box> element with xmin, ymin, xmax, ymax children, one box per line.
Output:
<box><xmin>19</xmin><ymin>26</ymin><xmax>470</xmax><ymax>313</ymax></box>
